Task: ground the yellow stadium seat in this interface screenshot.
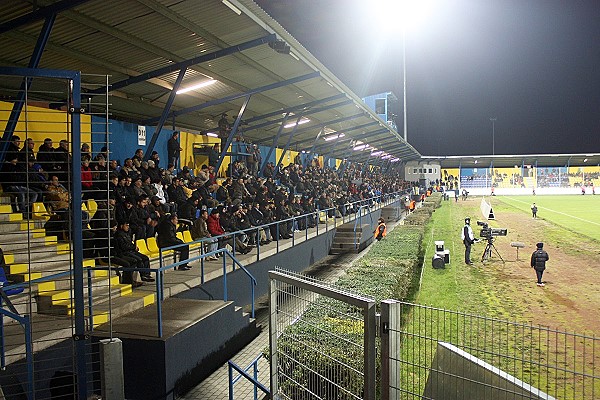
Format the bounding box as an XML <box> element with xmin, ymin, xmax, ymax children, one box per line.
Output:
<box><xmin>32</xmin><ymin>202</ymin><xmax>52</xmax><ymax>221</ymax></box>
<box><xmin>147</xmin><ymin>237</ymin><xmax>173</xmax><ymax>256</ymax></box>
<box><xmin>136</xmin><ymin>239</ymin><xmax>157</xmax><ymax>258</ymax></box>
<box><xmin>182</xmin><ymin>230</ymin><xmax>202</xmax><ymax>249</ymax></box>
<box><xmin>86</xmin><ymin>199</ymin><xmax>98</xmax><ymax>219</ymax></box>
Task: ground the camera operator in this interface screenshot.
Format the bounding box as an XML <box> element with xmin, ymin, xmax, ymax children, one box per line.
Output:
<box><xmin>461</xmin><ymin>217</ymin><xmax>475</xmax><ymax>265</ymax></box>
<box><xmin>530</xmin><ymin>242</ymin><xmax>549</xmax><ymax>287</ymax></box>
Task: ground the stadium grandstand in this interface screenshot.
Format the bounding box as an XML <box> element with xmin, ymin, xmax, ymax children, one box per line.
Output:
<box><xmin>0</xmin><ymin>1</ymin><xmax>598</xmax><ymax>399</ymax></box>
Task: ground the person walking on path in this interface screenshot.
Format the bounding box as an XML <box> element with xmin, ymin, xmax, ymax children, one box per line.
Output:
<box><xmin>530</xmin><ymin>242</ymin><xmax>549</xmax><ymax>287</ymax></box>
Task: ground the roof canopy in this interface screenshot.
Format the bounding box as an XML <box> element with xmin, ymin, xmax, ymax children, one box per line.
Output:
<box><xmin>0</xmin><ymin>0</ymin><xmax>421</xmax><ymax>163</ymax></box>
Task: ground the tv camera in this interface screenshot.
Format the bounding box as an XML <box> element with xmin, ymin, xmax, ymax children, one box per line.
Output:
<box><xmin>476</xmin><ymin>221</ymin><xmax>507</xmax><ymax>262</ymax></box>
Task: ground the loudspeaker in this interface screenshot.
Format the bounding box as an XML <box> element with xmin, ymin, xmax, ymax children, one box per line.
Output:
<box><xmin>432</xmin><ymin>254</ymin><xmax>445</xmax><ymax>269</ymax></box>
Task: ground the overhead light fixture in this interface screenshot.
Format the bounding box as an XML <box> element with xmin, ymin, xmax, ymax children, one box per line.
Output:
<box><xmin>584</xmin><ymin>158</ymin><xmax>588</xmax><ymax>162</ymax></box>
<box><xmin>176</xmin><ymin>79</ymin><xmax>217</xmax><ymax>95</ymax></box>
<box><xmin>474</xmin><ymin>160</ymin><xmax>478</xmax><ymax>164</ymax></box>
<box><xmin>324</xmin><ymin>133</ymin><xmax>344</xmax><ymax>141</ymax></box>
<box><xmin>353</xmin><ymin>144</ymin><xmax>369</xmax><ymax>151</ymax></box>
<box><xmin>390</xmin><ymin>158</ymin><xmax>400</xmax><ymax>162</ymax></box>
<box><xmin>289</xmin><ymin>52</ymin><xmax>300</xmax><ymax>61</ymax></box>
<box><xmin>206</xmin><ymin>132</ymin><xmax>218</xmax><ymax>137</ymax></box>
<box><xmin>381</xmin><ymin>155</ymin><xmax>392</xmax><ymax>160</ymax></box>
<box><xmin>284</xmin><ymin>118</ymin><xmax>310</xmax><ymax>128</ymax></box>
<box><xmin>222</xmin><ymin>0</ymin><xmax>242</xmax><ymax>15</ymax></box>
<box><xmin>371</xmin><ymin>150</ymin><xmax>383</xmax><ymax>156</ymax></box>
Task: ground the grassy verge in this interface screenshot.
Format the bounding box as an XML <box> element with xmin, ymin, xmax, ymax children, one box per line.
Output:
<box><xmin>400</xmin><ymin>197</ymin><xmax>599</xmax><ymax>399</ymax></box>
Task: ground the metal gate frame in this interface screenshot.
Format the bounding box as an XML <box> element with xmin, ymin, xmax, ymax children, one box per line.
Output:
<box><xmin>268</xmin><ymin>270</ymin><xmax>377</xmax><ymax>400</ymax></box>
<box><xmin>0</xmin><ymin>66</ymin><xmax>87</xmax><ymax>398</ymax></box>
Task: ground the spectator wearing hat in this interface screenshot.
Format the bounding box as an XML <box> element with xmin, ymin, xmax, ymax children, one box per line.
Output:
<box><xmin>157</xmin><ymin>213</ymin><xmax>190</xmax><ymax>270</ymax></box>
<box><xmin>531</xmin><ymin>242</ymin><xmax>549</xmax><ymax>287</ymax></box>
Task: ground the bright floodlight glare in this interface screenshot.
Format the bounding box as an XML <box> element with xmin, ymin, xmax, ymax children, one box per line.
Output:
<box><xmin>176</xmin><ymin>79</ymin><xmax>216</xmax><ymax>95</ymax></box>
<box><xmin>283</xmin><ymin>118</ymin><xmax>311</xmax><ymax>129</ymax></box>
<box><xmin>206</xmin><ymin>132</ymin><xmax>218</xmax><ymax>137</ymax></box>
<box><xmin>324</xmin><ymin>133</ymin><xmax>345</xmax><ymax>141</ymax></box>
<box><xmin>367</xmin><ymin>0</ymin><xmax>436</xmax><ymax>33</ymax></box>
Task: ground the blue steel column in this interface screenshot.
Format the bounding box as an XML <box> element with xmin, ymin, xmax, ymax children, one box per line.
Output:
<box><xmin>260</xmin><ymin>113</ymin><xmax>290</xmax><ymax>175</ymax></box>
<box><xmin>338</xmin><ymin>143</ymin><xmax>355</xmax><ymax>175</ymax></box>
<box><xmin>215</xmin><ymin>95</ymin><xmax>251</xmax><ymax>172</ymax></box>
<box><xmin>144</xmin><ymin>67</ymin><xmax>187</xmax><ymax>158</ymax></box>
<box><xmin>0</xmin><ymin>14</ymin><xmax>55</xmax><ymax>163</ymax></box>
<box><xmin>303</xmin><ymin>128</ymin><xmax>323</xmax><ymax>169</ymax></box>
<box><xmin>275</xmin><ymin>115</ymin><xmax>303</xmax><ymax>170</ymax></box>
<box><xmin>70</xmin><ymin>72</ymin><xmax>88</xmax><ymax>399</ymax></box>
<box><xmin>361</xmin><ymin>153</ymin><xmax>373</xmax><ymax>176</ymax></box>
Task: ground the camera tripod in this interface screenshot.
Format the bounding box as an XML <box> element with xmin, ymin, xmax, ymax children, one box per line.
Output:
<box><xmin>481</xmin><ymin>237</ymin><xmax>505</xmax><ymax>263</ymax></box>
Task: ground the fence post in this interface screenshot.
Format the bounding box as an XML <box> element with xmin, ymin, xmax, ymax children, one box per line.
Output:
<box><xmin>268</xmin><ymin>275</ymin><xmax>279</xmax><ymax>397</ymax></box>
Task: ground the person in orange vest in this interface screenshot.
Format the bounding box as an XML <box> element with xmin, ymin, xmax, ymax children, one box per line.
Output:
<box><xmin>374</xmin><ymin>217</ymin><xmax>387</xmax><ymax>241</ymax></box>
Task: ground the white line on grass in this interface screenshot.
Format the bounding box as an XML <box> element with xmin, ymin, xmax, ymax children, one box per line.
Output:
<box><xmin>501</xmin><ymin>196</ymin><xmax>600</xmax><ymax>227</ymax></box>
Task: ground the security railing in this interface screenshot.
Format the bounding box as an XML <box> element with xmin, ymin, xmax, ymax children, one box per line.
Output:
<box><xmin>169</xmin><ymin>191</ymin><xmax>403</xmax><ymax>268</ymax></box>
<box><xmin>228</xmin><ymin>354</ymin><xmax>270</xmax><ymax>400</ymax></box>
<box><xmin>353</xmin><ymin>204</ymin><xmax>373</xmax><ymax>249</ymax></box>
<box><xmin>87</xmin><ymin>247</ymin><xmax>257</xmax><ymax>338</ymax></box>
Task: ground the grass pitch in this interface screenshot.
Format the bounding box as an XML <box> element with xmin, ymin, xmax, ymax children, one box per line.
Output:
<box><xmin>401</xmin><ymin>194</ymin><xmax>600</xmax><ymax>398</ymax></box>
<box><xmin>493</xmin><ymin>194</ymin><xmax>600</xmax><ymax>241</ymax></box>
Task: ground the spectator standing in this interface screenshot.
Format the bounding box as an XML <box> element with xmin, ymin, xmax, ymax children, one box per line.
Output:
<box><xmin>531</xmin><ymin>203</ymin><xmax>538</xmax><ymax>219</ymax></box>
<box><xmin>218</xmin><ymin>114</ymin><xmax>231</xmax><ymax>154</ymax></box>
<box><xmin>167</xmin><ymin>132</ymin><xmax>182</xmax><ymax>168</ymax></box>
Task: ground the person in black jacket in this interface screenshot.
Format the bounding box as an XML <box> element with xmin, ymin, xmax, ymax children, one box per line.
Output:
<box><xmin>156</xmin><ymin>214</ymin><xmax>190</xmax><ymax>270</ymax></box>
<box><xmin>167</xmin><ymin>131</ymin><xmax>182</xmax><ymax>168</ymax></box>
<box><xmin>530</xmin><ymin>242</ymin><xmax>549</xmax><ymax>287</ymax></box>
<box><xmin>114</xmin><ymin>222</ymin><xmax>154</xmax><ymax>284</ymax></box>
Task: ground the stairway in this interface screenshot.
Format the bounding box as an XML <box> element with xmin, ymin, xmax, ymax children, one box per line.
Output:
<box><xmin>329</xmin><ymin>222</ymin><xmax>373</xmax><ymax>254</ymax></box>
<box><xmin>380</xmin><ymin>205</ymin><xmax>402</xmax><ymax>222</ymax></box>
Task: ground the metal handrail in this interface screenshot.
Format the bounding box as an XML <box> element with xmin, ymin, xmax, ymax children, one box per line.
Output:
<box><xmin>353</xmin><ymin>205</ymin><xmax>374</xmax><ymax>249</ymax></box>
<box><xmin>228</xmin><ymin>354</ymin><xmax>270</xmax><ymax>400</ymax></box>
<box><xmin>163</xmin><ymin>192</ymin><xmax>400</xmax><ymax>259</ymax></box>
<box><xmin>88</xmin><ymin>247</ymin><xmax>257</xmax><ymax>337</ymax></box>
<box><xmin>0</xmin><ymin>294</ymin><xmax>34</xmax><ymax>398</ymax></box>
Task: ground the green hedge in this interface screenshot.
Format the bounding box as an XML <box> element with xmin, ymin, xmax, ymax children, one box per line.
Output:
<box><xmin>272</xmin><ymin>206</ymin><xmax>436</xmax><ymax>397</ymax></box>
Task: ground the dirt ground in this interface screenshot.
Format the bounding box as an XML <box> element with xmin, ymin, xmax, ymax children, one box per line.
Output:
<box><xmin>457</xmin><ymin>199</ymin><xmax>600</xmax><ymax>336</ymax></box>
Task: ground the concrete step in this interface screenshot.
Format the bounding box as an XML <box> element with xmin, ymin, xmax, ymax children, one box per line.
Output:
<box><xmin>0</xmin><ymin>234</ymin><xmax>60</xmax><ymax>252</ymax></box>
<box><xmin>37</xmin><ymin>275</ymin><xmax>125</xmax><ymax>315</ymax></box>
<box><xmin>335</xmin><ymin>223</ymin><xmax>371</xmax><ymax>233</ymax></box>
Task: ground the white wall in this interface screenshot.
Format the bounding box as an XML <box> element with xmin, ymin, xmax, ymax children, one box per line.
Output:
<box><xmin>405</xmin><ymin>161</ymin><xmax>442</xmax><ymax>183</ymax></box>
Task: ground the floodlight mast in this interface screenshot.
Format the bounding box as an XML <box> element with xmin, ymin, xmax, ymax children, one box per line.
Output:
<box><xmin>490</xmin><ymin>117</ymin><xmax>497</xmax><ymax>156</ymax></box>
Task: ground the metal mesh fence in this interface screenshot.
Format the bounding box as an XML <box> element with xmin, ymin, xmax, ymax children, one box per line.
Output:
<box><xmin>382</xmin><ymin>301</ymin><xmax>600</xmax><ymax>400</ymax></box>
<box><xmin>269</xmin><ymin>269</ymin><xmax>377</xmax><ymax>400</ymax></box>
<box><xmin>0</xmin><ymin>70</ymin><xmax>111</xmax><ymax>398</ymax></box>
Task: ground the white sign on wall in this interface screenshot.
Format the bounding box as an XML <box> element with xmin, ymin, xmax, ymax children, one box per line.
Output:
<box><xmin>137</xmin><ymin>125</ymin><xmax>146</xmax><ymax>146</ymax></box>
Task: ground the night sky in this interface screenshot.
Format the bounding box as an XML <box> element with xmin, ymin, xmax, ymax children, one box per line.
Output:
<box><xmin>254</xmin><ymin>0</ymin><xmax>600</xmax><ymax>157</ymax></box>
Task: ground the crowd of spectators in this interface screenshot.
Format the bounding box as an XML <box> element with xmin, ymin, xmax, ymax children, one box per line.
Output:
<box><xmin>1</xmin><ymin>135</ymin><xmax>409</xmax><ymax>286</ymax></box>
